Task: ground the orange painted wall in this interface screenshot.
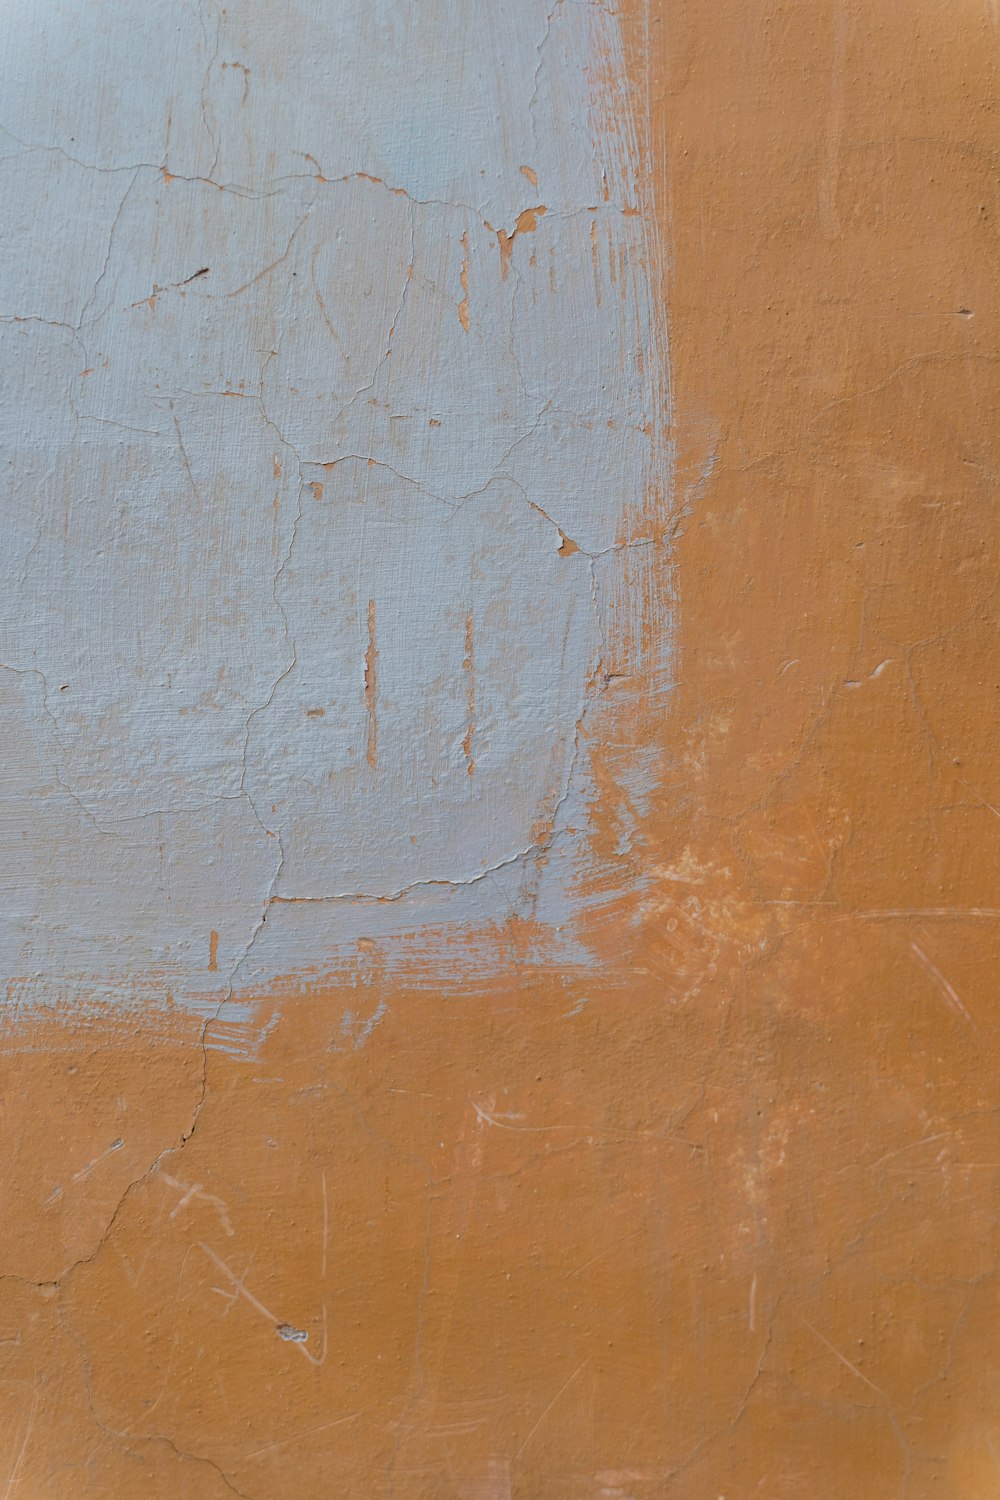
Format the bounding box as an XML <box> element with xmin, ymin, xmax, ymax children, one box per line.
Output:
<box><xmin>2</xmin><ymin>3</ymin><xmax>999</xmax><ymax>1496</ymax></box>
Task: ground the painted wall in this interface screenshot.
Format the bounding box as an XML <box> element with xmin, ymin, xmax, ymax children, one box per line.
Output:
<box><xmin>0</xmin><ymin>2</ymin><xmax>997</xmax><ymax>1496</ymax></box>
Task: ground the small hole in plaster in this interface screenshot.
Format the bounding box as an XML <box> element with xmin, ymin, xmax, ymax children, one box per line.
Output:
<box><xmin>276</xmin><ymin>1323</ymin><xmax>309</xmax><ymax>1343</ymax></box>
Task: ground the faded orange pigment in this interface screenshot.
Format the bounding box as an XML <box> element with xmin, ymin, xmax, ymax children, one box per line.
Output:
<box><xmin>2</xmin><ymin>3</ymin><xmax>999</xmax><ymax>1495</ymax></box>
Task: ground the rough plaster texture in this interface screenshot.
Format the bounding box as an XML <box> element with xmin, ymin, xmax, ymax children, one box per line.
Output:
<box><xmin>1</xmin><ymin>2</ymin><xmax>999</xmax><ymax>1497</ymax></box>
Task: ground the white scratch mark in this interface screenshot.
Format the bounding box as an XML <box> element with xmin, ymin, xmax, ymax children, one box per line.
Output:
<box><xmin>70</xmin><ymin>1137</ymin><xmax>124</xmax><ymax>1184</ymax></box>
<box><xmin>911</xmin><ymin>941</ymin><xmax>977</xmax><ymax>1030</ymax></box>
<box><xmin>242</xmin><ymin>1413</ymin><xmax>360</xmax><ymax>1462</ymax></box>
<box><xmin>514</xmin><ymin>1358</ymin><xmax>589</xmax><ymax>1461</ymax></box>
<box><xmin>562</xmin><ymin>1229</ymin><xmax>642</xmax><ymax>1281</ymax></box>
<box><xmin>198</xmin><ymin>1243</ymin><xmax>328</xmax><ymax>1366</ymax></box>
<box><xmin>159</xmin><ymin>1170</ymin><xmax>235</xmax><ymax>1236</ymax></box>
<box><xmin>801</xmin><ymin>1319</ymin><xmax>889</xmax><ymax>1402</ymax></box>
<box><xmin>852</xmin><ymin>908</ymin><xmax>1000</xmax><ymax>920</ymax></box>
<box><xmin>1</xmin><ymin>1392</ymin><xmax>36</xmax><ymax>1500</ymax></box>
<box><xmin>470</xmin><ymin>1100</ymin><xmax>536</xmax><ymax>1131</ymax></box>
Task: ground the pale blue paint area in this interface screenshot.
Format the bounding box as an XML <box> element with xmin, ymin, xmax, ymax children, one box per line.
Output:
<box><xmin>245</xmin><ymin>460</ymin><xmax>596</xmax><ymax>899</ymax></box>
<box><xmin>0</xmin><ymin>0</ymin><xmax>670</xmax><ymax>1008</ymax></box>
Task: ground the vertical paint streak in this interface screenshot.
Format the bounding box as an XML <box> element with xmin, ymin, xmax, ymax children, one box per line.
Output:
<box><xmin>364</xmin><ymin>598</ymin><xmax>378</xmax><ymax>769</ymax></box>
<box><xmin>590</xmin><ymin>217</ymin><xmax>602</xmax><ymax>305</ymax></box>
<box><xmin>458</xmin><ymin>231</ymin><xmax>470</xmax><ymax>332</ymax></box>
<box><xmin>496</xmin><ymin>227</ymin><xmax>513</xmax><ymax>280</ymax></box>
<box><xmin>462</xmin><ymin>612</ymin><xmax>475</xmax><ymax>777</ymax></box>
<box><xmin>208</xmin><ymin>930</ymin><xmax>219</xmax><ymax>971</ymax></box>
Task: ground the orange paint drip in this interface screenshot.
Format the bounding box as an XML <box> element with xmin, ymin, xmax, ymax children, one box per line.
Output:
<box><xmin>208</xmin><ymin>931</ymin><xmax>219</xmax><ymax>972</ymax></box>
<box><xmin>365</xmin><ymin>598</ymin><xmax>378</xmax><ymax>769</ymax></box>
<box><xmin>458</xmin><ymin>231</ymin><xmax>470</xmax><ymax>332</ymax></box>
<box><xmin>590</xmin><ymin>218</ymin><xmax>602</xmax><ymax>306</ymax></box>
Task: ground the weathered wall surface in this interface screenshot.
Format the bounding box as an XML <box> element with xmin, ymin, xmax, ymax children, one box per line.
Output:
<box><xmin>0</xmin><ymin>2</ymin><xmax>998</xmax><ymax>1496</ymax></box>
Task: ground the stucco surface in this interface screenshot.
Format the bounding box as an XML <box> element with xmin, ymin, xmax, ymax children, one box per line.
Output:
<box><xmin>1</xmin><ymin>1</ymin><xmax>998</xmax><ymax>1496</ymax></box>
